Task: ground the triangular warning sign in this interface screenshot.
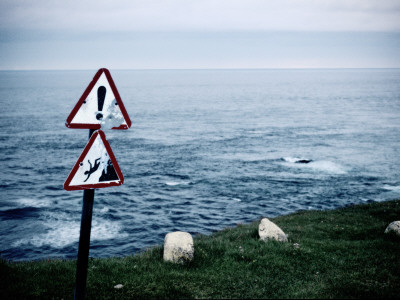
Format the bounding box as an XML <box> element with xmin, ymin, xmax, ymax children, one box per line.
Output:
<box><xmin>66</xmin><ymin>68</ymin><xmax>132</xmax><ymax>130</ymax></box>
<box><xmin>64</xmin><ymin>130</ymin><xmax>124</xmax><ymax>191</ymax></box>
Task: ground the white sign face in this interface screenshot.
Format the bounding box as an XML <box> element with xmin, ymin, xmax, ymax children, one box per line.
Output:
<box><xmin>64</xmin><ymin>130</ymin><xmax>124</xmax><ymax>191</ymax></box>
<box><xmin>71</xmin><ymin>73</ymin><xmax>125</xmax><ymax>128</ymax></box>
<box><xmin>66</xmin><ymin>68</ymin><xmax>131</xmax><ymax>130</ymax></box>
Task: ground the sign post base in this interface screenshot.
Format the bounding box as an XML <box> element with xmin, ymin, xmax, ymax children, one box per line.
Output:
<box><xmin>74</xmin><ymin>188</ymin><xmax>94</xmax><ymax>300</ymax></box>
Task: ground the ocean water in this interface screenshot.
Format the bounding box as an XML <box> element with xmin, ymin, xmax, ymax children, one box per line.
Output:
<box><xmin>1</xmin><ymin>69</ymin><xmax>400</xmax><ymax>261</ymax></box>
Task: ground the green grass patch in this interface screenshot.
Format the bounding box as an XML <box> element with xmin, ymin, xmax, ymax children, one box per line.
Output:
<box><xmin>2</xmin><ymin>200</ymin><xmax>400</xmax><ymax>299</ymax></box>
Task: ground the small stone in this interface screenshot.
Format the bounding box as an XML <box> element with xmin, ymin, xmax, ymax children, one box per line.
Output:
<box><xmin>258</xmin><ymin>218</ymin><xmax>288</xmax><ymax>242</ymax></box>
<box><xmin>163</xmin><ymin>231</ymin><xmax>194</xmax><ymax>264</ymax></box>
<box><xmin>114</xmin><ymin>284</ymin><xmax>123</xmax><ymax>289</ymax></box>
<box><xmin>384</xmin><ymin>221</ymin><xmax>400</xmax><ymax>237</ymax></box>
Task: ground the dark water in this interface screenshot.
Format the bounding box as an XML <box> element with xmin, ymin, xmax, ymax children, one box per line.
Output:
<box><xmin>1</xmin><ymin>69</ymin><xmax>400</xmax><ymax>261</ymax></box>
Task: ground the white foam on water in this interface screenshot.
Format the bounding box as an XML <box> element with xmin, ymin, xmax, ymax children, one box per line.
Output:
<box><xmin>282</xmin><ymin>157</ymin><xmax>305</xmax><ymax>163</ymax></box>
<box><xmin>98</xmin><ymin>206</ymin><xmax>110</xmax><ymax>214</ymax></box>
<box><xmin>16</xmin><ymin>197</ymin><xmax>51</xmax><ymax>208</ymax></box>
<box><xmin>12</xmin><ymin>219</ymin><xmax>80</xmax><ymax>248</ymax></box>
<box><xmin>382</xmin><ymin>185</ymin><xmax>400</xmax><ymax>192</ymax></box>
<box><xmin>305</xmin><ymin>161</ymin><xmax>348</xmax><ymax>175</ymax></box>
<box><xmin>281</xmin><ymin>157</ymin><xmax>347</xmax><ymax>175</ymax></box>
<box><xmin>91</xmin><ymin>218</ymin><xmax>128</xmax><ymax>242</ymax></box>
<box><xmin>165</xmin><ymin>181</ymin><xmax>190</xmax><ymax>186</ymax></box>
<box><xmin>12</xmin><ymin>212</ymin><xmax>127</xmax><ymax>249</ymax></box>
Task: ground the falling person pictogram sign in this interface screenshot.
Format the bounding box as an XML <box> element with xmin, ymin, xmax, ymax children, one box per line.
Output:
<box><xmin>64</xmin><ymin>130</ymin><xmax>124</xmax><ymax>191</ymax></box>
<box><xmin>65</xmin><ymin>68</ymin><xmax>132</xmax><ymax>130</ymax></box>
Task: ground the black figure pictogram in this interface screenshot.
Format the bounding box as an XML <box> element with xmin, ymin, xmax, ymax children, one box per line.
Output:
<box><xmin>83</xmin><ymin>158</ymin><xmax>101</xmax><ymax>182</ymax></box>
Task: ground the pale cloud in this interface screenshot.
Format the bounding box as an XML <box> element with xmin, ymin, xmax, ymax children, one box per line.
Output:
<box><xmin>1</xmin><ymin>1</ymin><xmax>399</xmax><ymax>69</ymax></box>
<box><xmin>1</xmin><ymin>0</ymin><xmax>400</xmax><ymax>32</ymax></box>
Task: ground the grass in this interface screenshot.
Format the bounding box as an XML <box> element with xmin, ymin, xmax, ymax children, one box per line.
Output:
<box><xmin>1</xmin><ymin>199</ymin><xmax>400</xmax><ymax>299</ymax></box>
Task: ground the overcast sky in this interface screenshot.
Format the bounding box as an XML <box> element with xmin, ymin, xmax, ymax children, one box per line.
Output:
<box><xmin>1</xmin><ymin>0</ymin><xmax>399</xmax><ymax>70</ymax></box>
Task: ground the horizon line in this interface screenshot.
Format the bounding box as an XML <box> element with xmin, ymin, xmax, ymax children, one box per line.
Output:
<box><xmin>1</xmin><ymin>67</ymin><xmax>399</xmax><ymax>72</ymax></box>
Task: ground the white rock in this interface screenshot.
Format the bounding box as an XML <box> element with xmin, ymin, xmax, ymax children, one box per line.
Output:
<box><xmin>163</xmin><ymin>231</ymin><xmax>194</xmax><ymax>264</ymax></box>
<box><xmin>114</xmin><ymin>284</ymin><xmax>123</xmax><ymax>289</ymax></box>
<box><xmin>258</xmin><ymin>218</ymin><xmax>288</xmax><ymax>242</ymax></box>
<box><xmin>384</xmin><ymin>221</ymin><xmax>400</xmax><ymax>237</ymax></box>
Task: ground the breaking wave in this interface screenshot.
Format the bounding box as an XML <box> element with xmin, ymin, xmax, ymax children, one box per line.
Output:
<box><xmin>12</xmin><ymin>212</ymin><xmax>127</xmax><ymax>249</ymax></box>
<box><xmin>281</xmin><ymin>157</ymin><xmax>348</xmax><ymax>175</ymax></box>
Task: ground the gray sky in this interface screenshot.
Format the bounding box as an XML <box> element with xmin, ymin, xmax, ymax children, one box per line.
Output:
<box><xmin>1</xmin><ymin>0</ymin><xmax>400</xmax><ymax>70</ymax></box>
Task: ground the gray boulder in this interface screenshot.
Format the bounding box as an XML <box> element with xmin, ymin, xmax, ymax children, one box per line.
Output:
<box><xmin>258</xmin><ymin>218</ymin><xmax>288</xmax><ymax>242</ymax></box>
<box><xmin>384</xmin><ymin>221</ymin><xmax>400</xmax><ymax>237</ymax></box>
<box><xmin>163</xmin><ymin>231</ymin><xmax>194</xmax><ymax>264</ymax></box>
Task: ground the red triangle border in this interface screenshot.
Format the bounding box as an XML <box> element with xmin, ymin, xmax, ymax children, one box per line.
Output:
<box><xmin>64</xmin><ymin>130</ymin><xmax>124</xmax><ymax>191</ymax></box>
<box><xmin>65</xmin><ymin>68</ymin><xmax>132</xmax><ymax>130</ymax></box>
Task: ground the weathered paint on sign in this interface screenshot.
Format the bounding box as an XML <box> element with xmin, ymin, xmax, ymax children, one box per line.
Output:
<box><xmin>64</xmin><ymin>130</ymin><xmax>124</xmax><ymax>190</ymax></box>
<box><xmin>66</xmin><ymin>68</ymin><xmax>131</xmax><ymax>130</ymax></box>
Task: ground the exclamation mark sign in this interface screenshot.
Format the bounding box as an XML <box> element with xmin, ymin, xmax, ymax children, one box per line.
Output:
<box><xmin>96</xmin><ymin>86</ymin><xmax>106</xmax><ymax>120</ymax></box>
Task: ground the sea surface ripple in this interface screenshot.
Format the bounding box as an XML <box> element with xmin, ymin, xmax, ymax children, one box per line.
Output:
<box><xmin>1</xmin><ymin>69</ymin><xmax>400</xmax><ymax>260</ymax></box>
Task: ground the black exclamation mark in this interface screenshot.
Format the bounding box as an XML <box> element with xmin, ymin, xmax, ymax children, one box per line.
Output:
<box><xmin>96</xmin><ymin>86</ymin><xmax>106</xmax><ymax>120</ymax></box>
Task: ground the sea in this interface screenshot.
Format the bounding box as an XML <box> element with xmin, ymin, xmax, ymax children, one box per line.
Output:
<box><xmin>1</xmin><ymin>69</ymin><xmax>400</xmax><ymax>261</ymax></box>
